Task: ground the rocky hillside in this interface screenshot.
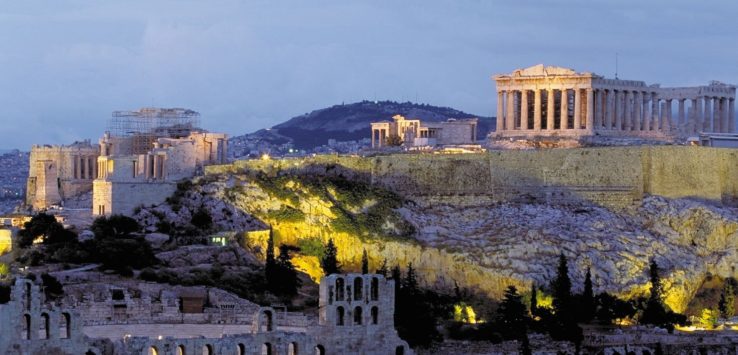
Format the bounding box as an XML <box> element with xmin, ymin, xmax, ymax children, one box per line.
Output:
<box><xmin>138</xmin><ymin>163</ymin><xmax>738</xmax><ymax>314</ymax></box>
<box><xmin>229</xmin><ymin>100</ymin><xmax>493</xmax><ymax>151</ymax></box>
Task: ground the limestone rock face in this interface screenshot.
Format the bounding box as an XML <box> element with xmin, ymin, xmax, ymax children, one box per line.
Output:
<box><xmin>167</xmin><ymin>170</ymin><xmax>738</xmax><ymax>313</ymax></box>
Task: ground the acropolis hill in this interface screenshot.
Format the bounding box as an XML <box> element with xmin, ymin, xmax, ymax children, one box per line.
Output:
<box><xmin>185</xmin><ymin>145</ymin><xmax>738</xmax><ymax>315</ymax></box>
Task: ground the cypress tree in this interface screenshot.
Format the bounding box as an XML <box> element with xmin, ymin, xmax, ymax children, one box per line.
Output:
<box><xmin>391</xmin><ymin>265</ymin><xmax>402</xmax><ymax>296</ymax></box>
<box><xmin>265</xmin><ymin>228</ymin><xmax>277</xmax><ymax>289</ymax></box>
<box><xmin>719</xmin><ymin>281</ymin><xmax>735</xmax><ymax>319</ymax></box>
<box><xmin>404</xmin><ymin>263</ymin><xmax>419</xmax><ymax>294</ymax></box>
<box><xmin>552</xmin><ymin>253</ymin><xmax>572</xmax><ymax>315</ymax></box>
<box><xmin>530</xmin><ymin>283</ymin><xmax>538</xmax><ymax>316</ymax></box>
<box><xmin>582</xmin><ymin>267</ymin><xmax>595</xmax><ymax>322</ymax></box>
<box><xmin>641</xmin><ymin>259</ymin><xmax>670</xmax><ymax>328</ymax></box>
<box><xmin>497</xmin><ymin>285</ymin><xmax>528</xmax><ymax>340</ymax></box>
<box><xmin>320</xmin><ymin>239</ymin><xmax>341</xmax><ymax>275</ymax></box>
<box><xmin>361</xmin><ymin>249</ymin><xmax>369</xmax><ymax>274</ymax></box>
<box><xmin>273</xmin><ymin>244</ymin><xmax>301</xmax><ymax>296</ymax></box>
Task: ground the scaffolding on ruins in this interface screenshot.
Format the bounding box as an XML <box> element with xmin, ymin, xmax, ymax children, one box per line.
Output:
<box><xmin>107</xmin><ymin>108</ymin><xmax>201</xmax><ymax>155</ymax></box>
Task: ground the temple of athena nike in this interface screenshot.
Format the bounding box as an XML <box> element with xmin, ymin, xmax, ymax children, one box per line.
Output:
<box><xmin>493</xmin><ymin>64</ymin><xmax>736</xmax><ymax>141</ymax></box>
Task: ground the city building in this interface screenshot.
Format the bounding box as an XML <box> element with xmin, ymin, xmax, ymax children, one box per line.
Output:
<box><xmin>370</xmin><ymin>114</ymin><xmax>478</xmax><ymax>148</ymax></box>
<box><xmin>493</xmin><ymin>64</ymin><xmax>736</xmax><ymax>141</ymax></box>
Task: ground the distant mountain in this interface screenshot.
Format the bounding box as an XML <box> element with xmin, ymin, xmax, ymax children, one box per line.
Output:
<box><xmin>231</xmin><ymin>100</ymin><xmax>494</xmax><ymax>151</ymax></box>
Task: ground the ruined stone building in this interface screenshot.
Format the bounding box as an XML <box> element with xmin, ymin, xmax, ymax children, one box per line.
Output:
<box><xmin>370</xmin><ymin>114</ymin><xmax>478</xmax><ymax>148</ymax></box>
<box><xmin>493</xmin><ymin>64</ymin><xmax>736</xmax><ymax>141</ymax></box>
<box><xmin>25</xmin><ymin>140</ymin><xmax>100</xmax><ymax>209</ymax></box>
<box><xmin>0</xmin><ymin>274</ymin><xmax>411</xmax><ymax>355</ymax></box>
<box><xmin>90</xmin><ymin>108</ymin><xmax>228</xmax><ymax>216</ymax></box>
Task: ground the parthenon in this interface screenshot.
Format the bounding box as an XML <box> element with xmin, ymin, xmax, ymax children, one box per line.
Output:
<box><xmin>493</xmin><ymin>64</ymin><xmax>736</xmax><ymax>140</ymax></box>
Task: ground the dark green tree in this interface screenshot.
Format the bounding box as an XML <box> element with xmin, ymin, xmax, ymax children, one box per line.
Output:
<box><xmin>270</xmin><ymin>244</ymin><xmax>302</xmax><ymax>296</ymax></box>
<box><xmin>496</xmin><ymin>285</ymin><xmax>529</xmax><ymax>340</ymax></box>
<box><xmin>40</xmin><ymin>273</ymin><xmax>63</xmax><ymax>300</ymax></box>
<box><xmin>580</xmin><ymin>267</ymin><xmax>595</xmax><ymax>322</ymax></box>
<box><xmin>18</xmin><ymin>213</ymin><xmax>74</xmax><ymax>247</ymax></box>
<box><xmin>530</xmin><ymin>284</ymin><xmax>538</xmax><ymax>316</ymax></box>
<box><xmin>190</xmin><ymin>207</ymin><xmax>213</xmax><ymax>230</ymax></box>
<box><xmin>375</xmin><ymin>258</ymin><xmax>388</xmax><ymax>277</ymax></box>
<box><xmin>90</xmin><ymin>215</ymin><xmax>140</xmax><ymax>238</ymax></box>
<box><xmin>320</xmin><ymin>239</ymin><xmax>341</xmax><ymax>275</ymax></box>
<box><xmin>719</xmin><ymin>281</ymin><xmax>735</xmax><ymax>320</ymax></box>
<box><xmin>391</xmin><ymin>264</ymin><xmax>402</xmax><ymax>295</ymax></box>
<box><xmin>595</xmin><ymin>292</ymin><xmax>636</xmax><ymax>325</ymax></box>
<box><xmin>394</xmin><ymin>262</ymin><xmax>440</xmax><ymax>348</ymax></box>
<box><xmin>403</xmin><ymin>263</ymin><xmax>419</xmax><ymax>293</ymax></box>
<box><xmin>264</xmin><ymin>228</ymin><xmax>277</xmax><ymax>289</ymax></box>
<box><xmin>639</xmin><ymin>259</ymin><xmax>687</xmax><ymax>331</ymax></box>
<box><xmin>361</xmin><ymin>249</ymin><xmax>369</xmax><ymax>274</ymax></box>
<box><xmin>552</xmin><ymin>253</ymin><xmax>572</xmax><ymax>315</ymax></box>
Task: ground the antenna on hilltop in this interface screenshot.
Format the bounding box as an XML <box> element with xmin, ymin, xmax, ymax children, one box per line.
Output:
<box><xmin>615</xmin><ymin>52</ymin><xmax>619</xmax><ymax>79</ymax></box>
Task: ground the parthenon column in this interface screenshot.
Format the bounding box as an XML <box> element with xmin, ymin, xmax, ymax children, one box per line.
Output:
<box><xmin>496</xmin><ymin>91</ymin><xmax>504</xmax><ymax>133</ymax></box>
<box><xmin>560</xmin><ymin>89</ymin><xmax>568</xmax><ymax>129</ymax></box>
<box><xmin>547</xmin><ymin>89</ymin><xmax>555</xmax><ymax>130</ymax></box>
<box><xmin>651</xmin><ymin>93</ymin><xmax>659</xmax><ymax>131</ymax></box>
<box><xmin>712</xmin><ymin>97</ymin><xmax>720</xmax><ymax>132</ymax></box>
<box><xmin>722</xmin><ymin>98</ymin><xmax>729</xmax><ymax>133</ymax></box>
<box><xmin>642</xmin><ymin>92</ymin><xmax>651</xmax><ymax>131</ymax></box>
<box><xmin>678</xmin><ymin>99</ymin><xmax>685</xmax><ymax>133</ymax></box>
<box><xmin>634</xmin><ymin>91</ymin><xmax>642</xmax><ymax>131</ymax></box>
<box><xmin>521</xmin><ymin>90</ymin><xmax>529</xmax><ymax>130</ymax></box>
<box><xmin>615</xmin><ymin>91</ymin><xmax>623</xmax><ymax>130</ymax></box>
<box><xmin>661</xmin><ymin>101</ymin><xmax>670</xmax><ymax>132</ymax></box>
<box><xmin>703</xmin><ymin>97</ymin><xmax>712</xmax><ymax>131</ymax></box>
<box><xmin>695</xmin><ymin>97</ymin><xmax>704</xmax><ymax>132</ymax></box>
<box><xmin>586</xmin><ymin>88</ymin><xmax>594</xmax><ymax>131</ymax></box>
<box><xmin>605</xmin><ymin>90</ymin><xmax>614</xmax><ymax>129</ymax></box>
<box><xmin>625</xmin><ymin>91</ymin><xmax>634</xmax><ymax>131</ymax></box>
<box><xmin>574</xmin><ymin>89</ymin><xmax>582</xmax><ymax>130</ymax></box>
<box><xmin>534</xmin><ymin>89</ymin><xmax>542</xmax><ymax>130</ymax></box>
<box><xmin>594</xmin><ymin>89</ymin><xmax>602</xmax><ymax>128</ymax></box>
<box><xmin>506</xmin><ymin>90</ymin><xmax>515</xmax><ymax>131</ymax></box>
<box><xmin>730</xmin><ymin>99</ymin><xmax>736</xmax><ymax>133</ymax></box>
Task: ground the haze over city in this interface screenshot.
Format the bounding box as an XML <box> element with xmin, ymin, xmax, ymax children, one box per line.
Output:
<box><xmin>2</xmin><ymin>0</ymin><xmax>737</xmax><ymax>149</ymax></box>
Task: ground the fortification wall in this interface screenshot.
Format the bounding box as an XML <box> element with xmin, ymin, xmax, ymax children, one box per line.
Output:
<box><xmin>208</xmin><ymin>146</ymin><xmax>738</xmax><ymax>208</ymax></box>
<box><xmin>93</xmin><ymin>180</ymin><xmax>176</xmax><ymax>216</ymax></box>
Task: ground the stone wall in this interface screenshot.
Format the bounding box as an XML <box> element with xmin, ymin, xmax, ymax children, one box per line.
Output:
<box><xmin>26</xmin><ymin>142</ymin><xmax>99</xmax><ymax>209</ymax></box>
<box><xmin>93</xmin><ymin>180</ymin><xmax>176</xmax><ymax>216</ymax></box>
<box><xmin>208</xmin><ymin>146</ymin><xmax>738</xmax><ymax>209</ymax></box>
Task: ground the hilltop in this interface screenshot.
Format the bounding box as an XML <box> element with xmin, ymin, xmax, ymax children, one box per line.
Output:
<box><xmin>229</xmin><ymin>100</ymin><xmax>493</xmax><ymax>153</ymax></box>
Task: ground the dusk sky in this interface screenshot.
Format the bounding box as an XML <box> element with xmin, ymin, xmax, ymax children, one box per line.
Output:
<box><xmin>2</xmin><ymin>0</ymin><xmax>737</xmax><ymax>149</ymax></box>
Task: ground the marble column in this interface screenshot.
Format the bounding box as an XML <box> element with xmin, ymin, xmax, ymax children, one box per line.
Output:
<box><xmin>594</xmin><ymin>89</ymin><xmax>602</xmax><ymax>128</ymax></box>
<box><xmin>730</xmin><ymin>99</ymin><xmax>736</xmax><ymax>133</ymax></box>
<box><xmin>642</xmin><ymin>93</ymin><xmax>650</xmax><ymax>131</ymax></box>
<box><xmin>615</xmin><ymin>90</ymin><xmax>623</xmax><ymax>131</ymax></box>
<box><xmin>704</xmin><ymin>97</ymin><xmax>712</xmax><ymax>132</ymax></box>
<box><xmin>661</xmin><ymin>101</ymin><xmax>671</xmax><ymax>132</ymax></box>
<box><xmin>586</xmin><ymin>88</ymin><xmax>594</xmax><ymax>131</ymax></box>
<box><xmin>715</xmin><ymin>98</ymin><xmax>723</xmax><ymax>132</ymax></box>
<box><xmin>634</xmin><ymin>91</ymin><xmax>642</xmax><ymax>131</ymax></box>
<box><xmin>651</xmin><ymin>93</ymin><xmax>659</xmax><ymax>131</ymax></box>
<box><xmin>574</xmin><ymin>89</ymin><xmax>582</xmax><ymax>129</ymax></box>
<box><xmin>547</xmin><ymin>89</ymin><xmax>555</xmax><ymax>131</ymax></box>
<box><xmin>534</xmin><ymin>89</ymin><xmax>542</xmax><ymax>131</ymax></box>
<box><xmin>695</xmin><ymin>97</ymin><xmax>704</xmax><ymax>133</ymax></box>
<box><xmin>625</xmin><ymin>91</ymin><xmax>634</xmax><ymax>131</ymax></box>
<box><xmin>496</xmin><ymin>91</ymin><xmax>504</xmax><ymax>133</ymax></box>
<box><xmin>521</xmin><ymin>90</ymin><xmax>529</xmax><ymax>130</ymax></box>
<box><xmin>605</xmin><ymin>90</ymin><xmax>614</xmax><ymax>129</ymax></box>
<box><xmin>507</xmin><ymin>90</ymin><xmax>515</xmax><ymax>132</ymax></box>
<box><xmin>678</xmin><ymin>99</ymin><xmax>685</xmax><ymax>133</ymax></box>
<box><xmin>560</xmin><ymin>89</ymin><xmax>568</xmax><ymax>129</ymax></box>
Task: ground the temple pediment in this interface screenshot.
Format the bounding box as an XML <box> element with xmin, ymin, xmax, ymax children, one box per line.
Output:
<box><xmin>513</xmin><ymin>64</ymin><xmax>578</xmax><ymax>77</ymax></box>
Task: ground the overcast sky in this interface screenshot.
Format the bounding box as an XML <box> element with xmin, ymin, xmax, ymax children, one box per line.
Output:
<box><xmin>1</xmin><ymin>0</ymin><xmax>737</xmax><ymax>148</ymax></box>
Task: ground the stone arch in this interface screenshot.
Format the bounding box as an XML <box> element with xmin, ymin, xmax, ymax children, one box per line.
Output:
<box><xmin>22</xmin><ymin>313</ymin><xmax>31</xmax><ymax>339</ymax></box>
<box><xmin>262</xmin><ymin>309</ymin><xmax>273</xmax><ymax>331</ymax></box>
<box><xmin>261</xmin><ymin>342</ymin><xmax>273</xmax><ymax>355</ymax></box>
<box><xmin>395</xmin><ymin>345</ymin><xmax>405</xmax><ymax>355</ymax></box>
<box><xmin>314</xmin><ymin>345</ymin><xmax>325</xmax><ymax>355</ymax></box>
<box><xmin>335</xmin><ymin>277</ymin><xmax>345</xmax><ymax>301</ymax></box>
<box><xmin>353</xmin><ymin>277</ymin><xmax>363</xmax><ymax>300</ymax></box>
<box><xmin>336</xmin><ymin>306</ymin><xmax>345</xmax><ymax>326</ymax></box>
<box><xmin>176</xmin><ymin>344</ymin><xmax>186</xmax><ymax>355</ymax></box>
<box><xmin>288</xmin><ymin>342</ymin><xmax>298</xmax><ymax>355</ymax></box>
<box><xmin>40</xmin><ymin>312</ymin><xmax>50</xmax><ymax>339</ymax></box>
<box><xmin>371</xmin><ymin>306</ymin><xmax>378</xmax><ymax>324</ymax></box>
<box><xmin>253</xmin><ymin>307</ymin><xmax>275</xmax><ymax>332</ymax></box>
<box><xmin>237</xmin><ymin>343</ymin><xmax>245</xmax><ymax>355</ymax></box>
<box><xmin>371</xmin><ymin>277</ymin><xmax>379</xmax><ymax>300</ymax></box>
<box><xmin>60</xmin><ymin>312</ymin><xmax>71</xmax><ymax>339</ymax></box>
<box><xmin>202</xmin><ymin>344</ymin><xmax>213</xmax><ymax>355</ymax></box>
<box><xmin>353</xmin><ymin>306</ymin><xmax>363</xmax><ymax>325</ymax></box>
<box><xmin>148</xmin><ymin>346</ymin><xmax>159</xmax><ymax>355</ymax></box>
